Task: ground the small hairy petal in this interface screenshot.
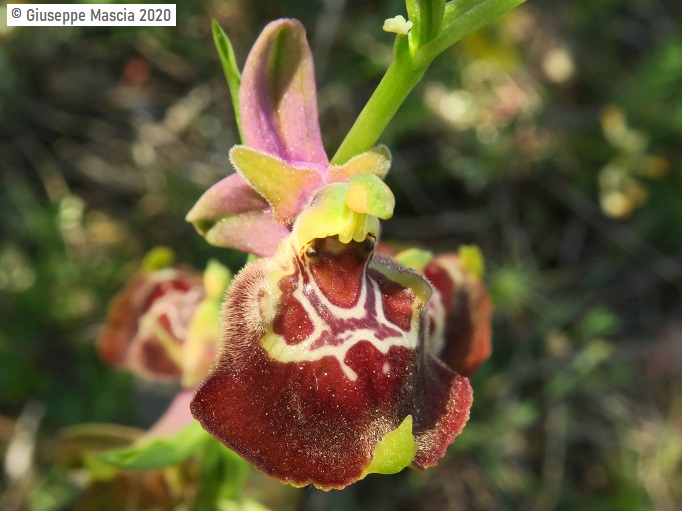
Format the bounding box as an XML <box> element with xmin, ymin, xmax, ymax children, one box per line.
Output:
<box><xmin>240</xmin><ymin>19</ymin><xmax>327</xmax><ymax>166</ymax></box>
<box><xmin>192</xmin><ymin>240</ymin><xmax>472</xmax><ymax>489</ymax></box>
<box><xmin>186</xmin><ymin>174</ymin><xmax>270</xmax><ymax>227</ymax></box>
<box><xmin>327</xmin><ymin>145</ymin><xmax>392</xmax><ymax>182</ymax></box>
<box><xmin>204</xmin><ymin>211</ymin><xmax>290</xmax><ymax>258</ymax></box>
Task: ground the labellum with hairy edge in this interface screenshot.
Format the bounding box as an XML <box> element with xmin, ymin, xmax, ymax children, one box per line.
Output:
<box><xmin>191</xmin><ymin>175</ymin><xmax>473</xmax><ymax>490</ymax></box>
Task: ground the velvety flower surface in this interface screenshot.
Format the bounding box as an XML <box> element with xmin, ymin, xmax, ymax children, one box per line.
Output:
<box><xmin>191</xmin><ymin>177</ymin><xmax>473</xmax><ymax>490</ymax></box>
<box><xmin>186</xmin><ymin>19</ymin><xmax>391</xmax><ymax>257</ymax></box>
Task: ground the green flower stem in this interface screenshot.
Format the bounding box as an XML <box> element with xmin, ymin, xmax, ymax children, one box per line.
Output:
<box><xmin>331</xmin><ymin>0</ymin><xmax>526</xmax><ymax>165</ymax></box>
<box><xmin>331</xmin><ymin>36</ymin><xmax>427</xmax><ymax>165</ymax></box>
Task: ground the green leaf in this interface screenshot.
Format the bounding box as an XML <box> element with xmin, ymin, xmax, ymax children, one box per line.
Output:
<box><xmin>212</xmin><ymin>20</ymin><xmax>243</xmax><ymax>142</ymax></box>
<box><xmin>96</xmin><ymin>421</ymin><xmax>208</xmax><ymax>470</ymax></box>
<box><xmin>216</xmin><ymin>500</ymin><xmax>273</xmax><ymax>511</ymax></box>
<box><xmin>406</xmin><ymin>0</ymin><xmax>446</xmax><ymax>52</ymax></box>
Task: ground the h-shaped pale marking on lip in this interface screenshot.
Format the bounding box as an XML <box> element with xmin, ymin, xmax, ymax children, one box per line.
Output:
<box><xmin>260</xmin><ymin>243</ymin><xmax>420</xmax><ymax>381</ymax></box>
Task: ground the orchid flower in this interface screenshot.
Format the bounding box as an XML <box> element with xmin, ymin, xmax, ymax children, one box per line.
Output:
<box><xmin>97</xmin><ymin>0</ymin><xmax>531</xmax><ymax>494</ymax></box>
<box><xmin>191</xmin><ymin>174</ymin><xmax>473</xmax><ymax>490</ymax></box>
<box><xmin>98</xmin><ymin>249</ymin><xmax>230</xmax><ymax>435</ymax></box>
<box><xmin>423</xmin><ymin>247</ymin><xmax>492</xmax><ymax>377</ymax></box>
<box><xmin>393</xmin><ymin>245</ymin><xmax>493</xmax><ymax>377</ymax></box>
<box><xmin>186</xmin><ymin>19</ymin><xmax>392</xmax><ymax>257</ymax></box>
<box><xmin>182</xmin><ymin>16</ymin><xmax>489</xmax><ymax>491</ymax></box>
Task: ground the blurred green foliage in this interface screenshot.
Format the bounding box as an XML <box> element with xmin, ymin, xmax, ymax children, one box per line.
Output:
<box><xmin>1</xmin><ymin>0</ymin><xmax>681</xmax><ymax>510</ymax></box>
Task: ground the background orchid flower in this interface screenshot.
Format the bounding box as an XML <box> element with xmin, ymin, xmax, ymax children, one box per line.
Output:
<box><xmin>98</xmin><ymin>253</ymin><xmax>203</xmax><ymax>382</ymax></box>
<box><xmin>393</xmin><ymin>245</ymin><xmax>492</xmax><ymax>377</ymax></box>
<box><xmin>423</xmin><ymin>246</ymin><xmax>492</xmax><ymax>377</ymax></box>
<box><xmin>98</xmin><ymin>250</ymin><xmax>231</xmax><ymax>437</ymax></box>
<box><xmin>97</xmin><ymin>248</ymin><xmax>230</xmax><ymax>388</ymax></box>
<box><xmin>187</xmin><ymin>19</ymin><xmax>392</xmax><ymax>257</ymax></box>
<box><xmin>191</xmin><ymin>176</ymin><xmax>473</xmax><ymax>490</ymax></box>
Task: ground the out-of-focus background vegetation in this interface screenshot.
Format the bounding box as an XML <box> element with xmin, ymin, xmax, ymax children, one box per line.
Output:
<box><xmin>1</xmin><ymin>0</ymin><xmax>681</xmax><ymax>509</ymax></box>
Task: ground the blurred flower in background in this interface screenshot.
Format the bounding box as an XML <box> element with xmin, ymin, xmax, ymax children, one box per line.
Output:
<box><xmin>598</xmin><ymin>105</ymin><xmax>669</xmax><ymax>219</ymax></box>
<box><xmin>98</xmin><ymin>248</ymin><xmax>229</xmax><ymax>388</ymax></box>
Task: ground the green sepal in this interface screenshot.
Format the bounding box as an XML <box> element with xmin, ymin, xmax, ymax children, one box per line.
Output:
<box><xmin>394</xmin><ymin>247</ymin><xmax>434</xmax><ymax>272</ymax></box>
<box><xmin>229</xmin><ymin>146</ymin><xmax>321</xmax><ymax>223</ymax></box>
<box><xmin>212</xmin><ymin>20</ymin><xmax>243</xmax><ymax>142</ymax></box>
<box><xmin>458</xmin><ymin>244</ymin><xmax>485</xmax><ymax>279</ymax></box>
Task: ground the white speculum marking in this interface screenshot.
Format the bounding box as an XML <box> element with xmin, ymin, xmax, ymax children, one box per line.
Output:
<box><xmin>260</xmin><ymin>252</ymin><xmax>421</xmax><ymax>382</ymax></box>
